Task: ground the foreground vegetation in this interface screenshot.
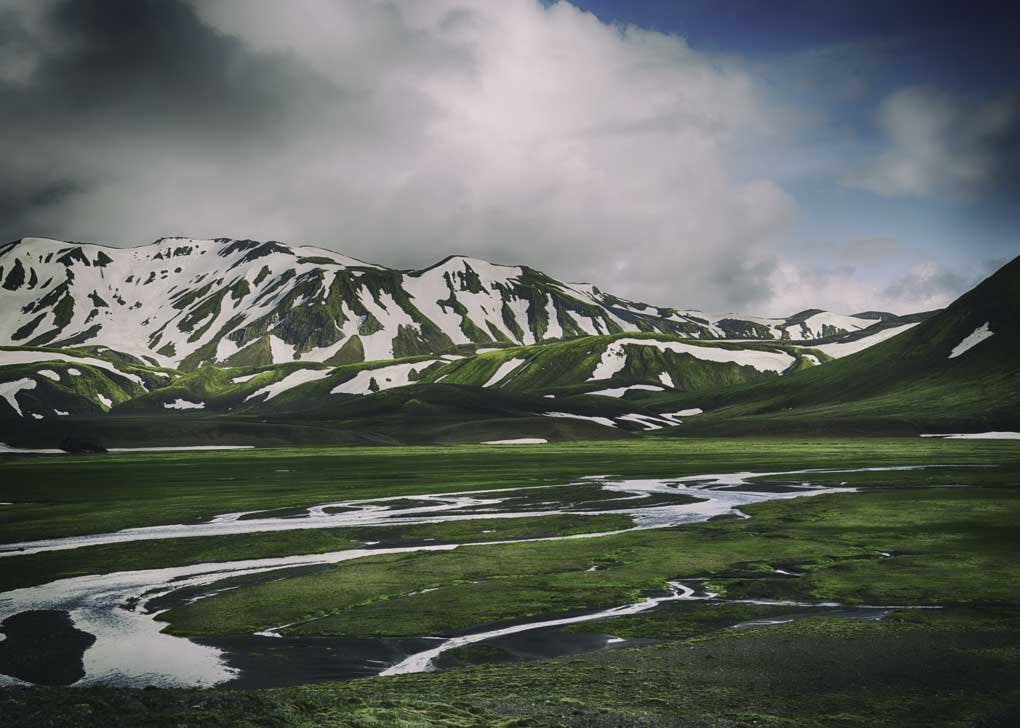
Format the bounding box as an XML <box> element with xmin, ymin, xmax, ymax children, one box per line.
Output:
<box><xmin>1</xmin><ymin>438</ymin><xmax>1019</xmax><ymax>726</ymax></box>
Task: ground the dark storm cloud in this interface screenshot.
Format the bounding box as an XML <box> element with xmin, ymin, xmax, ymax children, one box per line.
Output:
<box><xmin>0</xmin><ymin>0</ymin><xmax>338</xmax><ymax>242</ymax></box>
<box><xmin>0</xmin><ymin>0</ymin><xmax>997</xmax><ymax>315</ymax></box>
<box><xmin>0</xmin><ymin>0</ymin><xmax>805</xmax><ymax>313</ymax></box>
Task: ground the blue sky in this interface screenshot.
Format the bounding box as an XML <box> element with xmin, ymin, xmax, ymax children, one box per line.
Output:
<box><xmin>571</xmin><ymin>0</ymin><xmax>1020</xmax><ymax>306</ymax></box>
<box><xmin>1</xmin><ymin>0</ymin><xmax>1016</xmax><ymax>314</ymax></box>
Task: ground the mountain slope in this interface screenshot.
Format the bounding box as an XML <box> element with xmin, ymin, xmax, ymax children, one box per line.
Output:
<box><xmin>0</xmin><ymin>237</ymin><xmax>892</xmax><ymax>370</ymax></box>
<box><xmin>655</xmin><ymin>256</ymin><xmax>1020</xmax><ymax>433</ymax></box>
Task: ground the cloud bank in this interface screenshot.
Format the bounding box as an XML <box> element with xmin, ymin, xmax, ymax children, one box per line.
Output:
<box><xmin>846</xmin><ymin>86</ymin><xmax>1020</xmax><ymax>202</ymax></box>
<box><xmin>0</xmin><ymin>0</ymin><xmax>1001</xmax><ymax>315</ymax></box>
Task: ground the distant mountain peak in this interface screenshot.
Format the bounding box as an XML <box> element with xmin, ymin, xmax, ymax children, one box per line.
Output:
<box><xmin>0</xmin><ymin>235</ymin><xmax>911</xmax><ymax>370</ymax></box>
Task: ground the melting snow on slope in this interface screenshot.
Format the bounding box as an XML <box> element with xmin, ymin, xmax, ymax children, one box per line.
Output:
<box><xmin>656</xmin><ymin>408</ymin><xmax>704</xmax><ymax>424</ymax></box>
<box><xmin>543</xmin><ymin>411</ymin><xmax>617</xmax><ymax>427</ymax></box>
<box><xmin>589</xmin><ymin>384</ymin><xmax>664</xmax><ymax>398</ymax></box>
<box><xmin>331</xmin><ymin>360</ymin><xmax>438</xmax><ymax>396</ymax></box>
<box><xmin>658</xmin><ymin>372</ymin><xmax>674</xmax><ymax>388</ymax></box>
<box><xmin>230</xmin><ymin>373</ymin><xmax>260</xmax><ymax>384</ymax></box>
<box><xmin>482</xmin><ymin>438</ymin><xmax>549</xmax><ymax>445</ymax></box>
<box><xmin>588</xmin><ymin>339</ymin><xmax>795</xmax><ymax>381</ymax></box>
<box><xmin>920</xmin><ymin>432</ymin><xmax>1020</xmax><ymax>440</ymax></box>
<box><xmin>0</xmin><ymin>350</ymin><xmax>143</xmax><ymax>385</ymax></box>
<box><xmin>163</xmin><ymin>399</ymin><xmax>206</xmax><ymax>410</ymax></box>
<box><xmin>245</xmin><ymin>368</ymin><xmax>332</xmax><ymax>402</ymax></box>
<box><xmin>948</xmin><ymin>322</ymin><xmax>993</xmax><ymax>359</ymax></box>
<box><xmin>811</xmin><ymin>323</ymin><xmax>919</xmax><ymax>359</ymax></box>
<box><xmin>96</xmin><ymin>394</ymin><xmax>113</xmax><ymax>409</ymax></box>
<box><xmin>617</xmin><ymin>413</ymin><xmax>672</xmax><ymax>430</ymax></box>
<box><xmin>483</xmin><ymin>357</ymin><xmax>527</xmax><ymax>387</ymax></box>
<box><xmin>0</xmin><ymin>378</ymin><xmax>36</xmax><ymax>416</ymax></box>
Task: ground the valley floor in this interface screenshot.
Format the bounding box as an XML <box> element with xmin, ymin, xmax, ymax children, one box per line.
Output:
<box><xmin>1</xmin><ymin>438</ymin><xmax>1019</xmax><ymax>726</ymax></box>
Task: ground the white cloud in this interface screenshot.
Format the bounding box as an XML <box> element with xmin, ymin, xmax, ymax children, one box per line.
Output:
<box><xmin>763</xmin><ymin>257</ymin><xmax>985</xmax><ymax>316</ymax></box>
<box><xmin>3</xmin><ymin>0</ymin><xmax>801</xmax><ymax>312</ymax></box>
<box><xmin>845</xmin><ymin>86</ymin><xmax>1020</xmax><ymax>200</ymax></box>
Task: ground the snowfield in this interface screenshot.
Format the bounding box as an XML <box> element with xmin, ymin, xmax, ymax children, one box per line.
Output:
<box><xmin>0</xmin><ymin>237</ymin><xmax>890</xmax><ymax>369</ymax></box>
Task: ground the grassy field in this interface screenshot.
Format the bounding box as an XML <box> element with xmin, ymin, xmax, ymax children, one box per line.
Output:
<box><xmin>2</xmin><ymin>437</ymin><xmax>1012</xmax><ymax>542</ymax></box>
<box><xmin>1</xmin><ymin>437</ymin><xmax>1019</xmax><ymax>726</ymax></box>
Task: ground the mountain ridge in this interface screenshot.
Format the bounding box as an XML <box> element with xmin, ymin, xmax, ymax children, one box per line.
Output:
<box><xmin>0</xmin><ymin>236</ymin><xmax>914</xmax><ymax>371</ymax></box>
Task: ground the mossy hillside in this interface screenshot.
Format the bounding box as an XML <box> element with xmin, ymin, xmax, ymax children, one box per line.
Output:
<box><xmin>423</xmin><ymin>333</ymin><xmax>809</xmax><ymax>395</ymax></box>
<box><xmin>0</xmin><ymin>354</ymin><xmax>158</xmax><ymax>417</ymax></box>
<box><xmin>114</xmin><ymin>361</ymin><xmax>331</xmax><ymax>413</ymax></box>
<box><xmin>652</xmin><ymin>255</ymin><xmax>1020</xmax><ymax>433</ymax></box>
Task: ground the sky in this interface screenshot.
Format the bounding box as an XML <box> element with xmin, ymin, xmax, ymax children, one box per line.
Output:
<box><xmin>1</xmin><ymin>0</ymin><xmax>1017</xmax><ymax>315</ymax></box>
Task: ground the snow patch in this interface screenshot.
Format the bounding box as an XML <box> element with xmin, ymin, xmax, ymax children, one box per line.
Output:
<box><xmin>811</xmin><ymin>323</ymin><xmax>920</xmax><ymax>359</ymax></box>
<box><xmin>163</xmin><ymin>399</ymin><xmax>206</xmax><ymax>410</ymax></box>
<box><xmin>588</xmin><ymin>338</ymin><xmax>795</xmax><ymax>381</ymax></box>
<box><xmin>920</xmin><ymin>432</ymin><xmax>1020</xmax><ymax>440</ymax></box>
<box><xmin>589</xmin><ymin>384</ymin><xmax>663</xmax><ymax>398</ymax></box>
<box><xmin>96</xmin><ymin>394</ymin><xmax>113</xmax><ymax>409</ymax></box>
<box><xmin>245</xmin><ymin>368</ymin><xmax>332</xmax><ymax>402</ymax></box>
<box><xmin>0</xmin><ymin>351</ymin><xmax>143</xmax><ymax>385</ymax></box>
<box><xmin>483</xmin><ymin>357</ymin><xmax>527</xmax><ymax>387</ymax></box>
<box><xmin>482</xmin><ymin>438</ymin><xmax>549</xmax><ymax>445</ymax></box>
<box><xmin>331</xmin><ymin>361</ymin><xmax>437</xmax><ymax>396</ymax></box>
<box><xmin>948</xmin><ymin>322</ymin><xmax>993</xmax><ymax>359</ymax></box>
<box><xmin>54</xmin><ymin>409</ymin><xmax>69</xmax><ymax>416</ymax></box>
<box><xmin>543</xmin><ymin>411</ymin><xmax>616</xmax><ymax>427</ymax></box>
<box><xmin>230</xmin><ymin>373</ymin><xmax>260</xmax><ymax>384</ymax></box>
<box><xmin>107</xmin><ymin>445</ymin><xmax>255</xmax><ymax>452</ymax></box>
<box><xmin>658</xmin><ymin>372</ymin><xmax>674</xmax><ymax>388</ymax></box>
<box><xmin>36</xmin><ymin>370</ymin><xmax>60</xmax><ymax>382</ymax></box>
<box><xmin>0</xmin><ymin>378</ymin><xmax>37</xmax><ymax>416</ymax></box>
<box><xmin>617</xmin><ymin>413</ymin><xmax>674</xmax><ymax>431</ymax></box>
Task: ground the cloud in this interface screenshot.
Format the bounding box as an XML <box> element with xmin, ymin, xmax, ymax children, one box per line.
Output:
<box><xmin>762</xmin><ymin>255</ymin><xmax>993</xmax><ymax>317</ymax></box>
<box><xmin>845</xmin><ymin>86</ymin><xmax>1020</xmax><ymax>201</ymax></box>
<box><xmin>0</xmin><ymin>0</ymin><xmax>803</xmax><ymax>311</ymax></box>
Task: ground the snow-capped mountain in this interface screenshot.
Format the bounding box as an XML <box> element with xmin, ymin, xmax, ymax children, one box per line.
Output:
<box><xmin>0</xmin><ymin>237</ymin><xmax>886</xmax><ymax>370</ymax></box>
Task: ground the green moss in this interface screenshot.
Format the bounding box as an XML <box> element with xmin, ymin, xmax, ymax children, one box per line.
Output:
<box><xmin>223</xmin><ymin>336</ymin><xmax>273</xmax><ymax>368</ymax></box>
<box><xmin>326</xmin><ymin>336</ymin><xmax>365</xmax><ymax>365</ymax></box>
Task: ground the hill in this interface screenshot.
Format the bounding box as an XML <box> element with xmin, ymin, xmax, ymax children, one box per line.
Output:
<box><xmin>650</xmin><ymin>256</ymin><xmax>1020</xmax><ymax>434</ymax></box>
<box><xmin>0</xmin><ymin>236</ymin><xmax>897</xmax><ymax>370</ymax></box>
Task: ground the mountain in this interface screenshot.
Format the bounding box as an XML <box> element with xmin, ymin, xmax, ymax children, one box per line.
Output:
<box><xmin>0</xmin><ymin>237</ymin><xmax>894</xmax><ymax>371</ymax></box>
<box><xmin>654</xmin><ymin>255</ymin><xmax>1020</xmax><ymax>434</ymax></box>
<box><xmin>7</xmin><ymin>234</ymin><xmax>998</xmax><ymax>449</ymax></box>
